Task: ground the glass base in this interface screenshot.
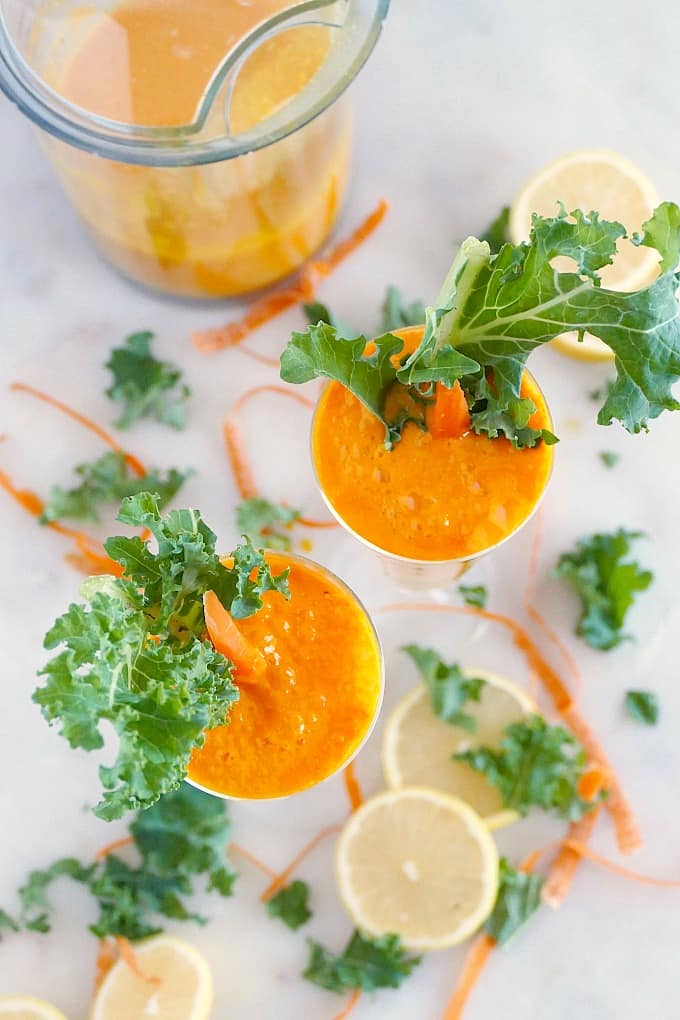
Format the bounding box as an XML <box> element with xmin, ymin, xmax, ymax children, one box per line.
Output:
<box><xmin>327</xmin><ymin>534</ymin><xmax>493</xmax><ymax>646</ymax></box>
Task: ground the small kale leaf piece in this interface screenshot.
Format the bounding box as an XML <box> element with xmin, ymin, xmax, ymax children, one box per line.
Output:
<box><xmin>479</xmin><ymin>206</ymin><xmax>510</xmax><ymax>254</ymax></box>
<box><xmin>40</xmin><ymin>450</ymin><xmax>189</xmax><ymax>524</ymax></box>
<box><xmin>304</xmin><ymin>931</ymin><xmax>421</xmax><ymax>993</ymax></box>
<box><xmin>266</xmin><ymin>880</ymin><xmax>312</xmax><ymax>930</ymax></box>
<box><xmin>89</xmin><ymin>853</ymin><xmax>203</xmax><ymax>941</ymax></box>
<box><xmin>454</xmin><ymin>715</ymin><xmax>595</xmax><ymax>820</ymax></box>
<box><xmin>457</xmin><ymin>584</ymin><xmax>488</xmax><ymax>609</ymax></box>
<box><xmin>379</xmin><ymin>286</ymin><xmax>426</xmax><ymax>333</ymax></box>
<box><xmin>304</xmin><ymin>301</ymin><xmax>360</xmax><ymax>339</ymax></box>
<box><xmin>554</xmin><ymin>529</ymin><xmax>653</xmax><ymax>650</ymax></box>
<box><xmin>19</xmin><ymin>858</ymin><xmax>95</xmax><ymax>933</ymax></box>
<box><xmin>236</xmin><ymin>498</ymin><xmax>300</xmax><ymax>552</ymax></box>
<box><xmin>0</xmin><ymin>909</ymin><xmax>19</xmax><ymax>938</ymax></box>
<box><xmin>402</xmin><ymin>644</ymin><xmax>485</xmax><ymax>732</ymax></box>
<box><xmin>106</xmin><ymin>331</ymin><xmax>191</xmax><ymax>430</ymax></box>
<box><xmin>130</xmin><ymin>783</ymin><xmax>236</xmax><ymax>894</ymax></box>
<box><xmin>625</xmin><ymin>690</ymin><xmax>659</xmax><ymax>725</ymax></box>
<box><xmin>632</xmin><ymin>200</ymin><xmax>680</xmax><ymax>272</ymax></box>
<box><xmin>484</xmin><ymin>858</ymin><xmax>543</xmax><ymax>945</ymax></box>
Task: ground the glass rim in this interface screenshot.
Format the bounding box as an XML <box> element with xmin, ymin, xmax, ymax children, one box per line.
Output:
<box><xmin>0</xmin><ymin>0</ymin><xmax>390</xmax><ymax>166</ymax></box>
<box><xmin>309</xmin><ymin>366</ymin><xmax>556</xmax><ymax>569</ymax></box>
<box><xmin>185</xmin><ymin>547</ymin><xmax>385</xmax><ymax>803</ymax></box>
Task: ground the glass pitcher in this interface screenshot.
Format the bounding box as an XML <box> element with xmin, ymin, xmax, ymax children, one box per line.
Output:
<box><xmin>0</xmin><ymin>0</ymin><xmax>389</xmax><ymax>298</ymax></box>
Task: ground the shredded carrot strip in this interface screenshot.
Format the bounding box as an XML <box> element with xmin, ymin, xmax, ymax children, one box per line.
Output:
<box><xmin>230</xmin><ymin>842</ymin><xmax>277</xmax><ymax>880</ymax></box>
<box><xmin>542</xmin><ymin>807</ymin><xmax>601</xmax><ymax>908</ymax></box>
<box><xmin>374</xmin><ymin>603</ymin><xmax>639</xmax><ymax>853</ymax></box>
<box><xmin>0</xmin><ymin>467</ymin><xmax>118</xmax><ymax>575</ymax></box>
<box><xmin>10</xmin><ymin>382</ymin><xmax>146</xmax><ymax>476</ymax></box>
<box><xmin>192</xmin><ymin>200</ymin><xmax>388</xmax><ymax>355</ymax></box>
<box><xmin>376</xmin><ymin>602</ymin><xmax>573</xmax><ymax>710</ymax></box>
<box><xmin>296</xmin><ymin>516</ymin><xmax>339</xmax><ymax>529</ymax></box>
<box><xmin>223</xmin><ymin>384</ymin><xmax>338</xmax><ymax>529</ymax></box>
<box><xmin>239</xmin><ymin>346</ymin><xmax>280</xmax><ymax>368</ymax></box>
<box><xmin>94</xmin><ymin>938</ymin><xmax>118</xmax><ymax>992</ymax></box>
<box><xmin>562</xmin><ymin>840</ymin><xmax>680</xmax><ymax>887</ymax></box>
<box><xmin>443</xmin><ymin>933</ymin><xmax>495</xmax><ymax>1020</ymax></box>
<box><xmin>562</xmin><ymin>705</ymin><xmax>641</xmax><ymax>854</ymax></box>
<box><xmin>333</xmin><ymin>989</ymin><xmax>362</xmax><ymax>1020</ymax></box>
<box><xmin>312</xmin><ymin>199</ymin><xmax>389</xmax><ymax>277</ymax></box>
<box><xmin>94</xmin><ymin>836</ymin><xmax>134</xmax><ymax>861</ymax></box>
<box><xmin>343</xmin><ymin>762</ymin><xmax>364</xmax><ymax>813</ymax></box>
<box><xmin>0</xmin><ymin>468</ymin><xmax>45</xmax><ymax>517</ymax></box>
<box><xmin>259</xmin><ymin>825</ymin><xmax>340</xmax><ymax>903</ymax></box>
<box><xmin>114</xmin><ymin>936</ymin><xmax>161</xmax><ymax>987</ymax></box>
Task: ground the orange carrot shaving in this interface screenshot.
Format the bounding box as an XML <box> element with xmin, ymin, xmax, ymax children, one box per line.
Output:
<box><xmin>296</xmin><ymin>515</ymin><xmax>339</xmax><ymax>530</ymax></box>
<box><xmin>260</xmin><ymin>825</ymin><xmax>340</xmax><ymax>903</ymax></box>
<box><xmin>443</xmin><ymin>932</ymin><xmax>495</xmax><ymax>1020</ymax></box>
<box><xmin>343</xmin><ymin>761</ymin><xmax>364</xmax><ymax>813</ymax></box>
<box><xmin>577</xmin><ymin>767</ymin><xmax>609</xmax><ymax>802</ymax></box>
<box><xmin>375</xmin><ymin>602</ymin><xmax>639</xmax><ymax>853</ymax></box>
<box><xmin>426</xmin><ymin>381</ymin><xmax>471</xmax><ymax>440</ymax></box>
<box><xmin>562</xmin><ymin>705</ymin><xmax>641</xmax><ymax>854</ymax></box>
<box><xmin>229</xmin><ymin>843</ymin><xmax>277</xmax><ymax>880</ymax></box>
<box><xmin>311</xmin><ymin>199</ymin><xmax>389</xmax><ymax>277</ymax></box>
<box><xmin>94</xmin><ymin>836</ymin><xmax>134</xmax><ymax>861</ymax></box>
<box><xmin>10</xmin><ymin>382</ymin><xmax>146</xmax><ymax>476</ymax></box>
<box><xmin>192</xmin><ymin>200</ymin><xmax>388</xmax><ymax>355</ymax></box>
<box><xmin>0</xmin><ymin>468</ymin><xmax>45</xmax><ymax>517</ymax></box>
<box><xmin>333</xmin><ymin>989</ymin><xmax>362</xmax><ymax>1019</ymax></box>
<box><xmin>377</xmin><ymin>601</ymin><xmax>574</xmax><ymax>710</ymax></box>
<box><xmin>223</xmin><ymin>384</ymin><xmax>338</xmax><ymax>529</ymax></box>
<box><xmin>562</xmin><ymin>840</ymin><xmax>680</xmax><ymax>888</ymax></box>
<box><xmin>203</xmin><ymin>590</ymin><xmax>266</xmax><ymax>675</ymax></box>
<box><xmin>542</xmin><ymin>807</ymin><xmax>601</xmax><ymax>908</ymax></box>
<box><xmin>0</xmin><ymin>466</ymin><xmax>119</xmax><ymax>575</ymax></box>
<box><xmin>239</xmin><ymin>346</ymin><xmax>280</xmax><ymax>368</ymax></box>
<box><xmin>94</xmin><ymin>938</ymin><xmax>118</xmax><ymax>992</ymax></box>
<box><xmin>114</xmin><ymin>936</ymin><xmax>161</xmax><ymax>986</ymax></box>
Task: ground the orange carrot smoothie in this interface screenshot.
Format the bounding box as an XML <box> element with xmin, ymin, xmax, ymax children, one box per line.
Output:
<box><xmin>312</xmin><ymin>327</ymin><xmax>554</xmax><ymax>562</ymax></box>
<box><xmin>40</xmin><ymin>0</ymin><xmax>350</xmax><ymax>298</ymax></box>
<box><xmin>188</xmin><ymin>553</ymin><xmax>382</xmax><ymax>799</ymax></box>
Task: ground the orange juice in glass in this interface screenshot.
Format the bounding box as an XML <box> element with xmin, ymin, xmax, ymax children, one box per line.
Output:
<box><xmin>187</xmin><ymin>551</ymin><xmax>384</xmax><ymax>804</ymax></box>
<box><xmin>309</xmin><ymin>325</ymin><xmax>554</xmax><ymax>596</ymax></box>
<box><xmin>0</xmin><ymin>0</ymin><xmax>389</xmax><ymax>298</ymax></box>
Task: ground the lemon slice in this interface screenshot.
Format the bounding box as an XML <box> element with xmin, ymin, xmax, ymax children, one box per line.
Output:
<box><xmin>90</xmin><ymin>936</ymin><xmax>213</xmax><ymax>1020</ymax></box>
<box><xmin>335</xmin><ymin>787</ymin><xmax>498</xmax><ymax>951</ymax></box>
<box><xmin>509</xmin><ymin>149</ymin><xmax>660</xmax><ymax>360</ymax></box>
<box><xmin>0</xmin><ymin>999</ymin><xmax>67</xmax><ymax>1020</ymax></box>
<box><xmin>382</xmin><ymin>669</ymin><xmax>534</xmax><ymax>830</ymax></box>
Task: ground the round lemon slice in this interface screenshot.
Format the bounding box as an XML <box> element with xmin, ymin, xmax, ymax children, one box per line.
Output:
<box><xmin>0</xmin><ymin>998</ymin><xmax>68</xmax><ymax>1020</ymax></box>
<box><xmin>90</xmin><ymin>936</ymin><xmax>213</xmax><ymax>1020</ymax></box>
<box><xmin>382</xmin><ymin>669</ymin><xmax>534</xmax><ymax>830</ymax></box>
<box><xmin>335</xmin><ymin>787</ymin><xmax>499</xmax><ymax>951</ymax></box>
<box><xmin>509</xmin><ymin>149</ymin><xmax>660</xmax><ymax>361</ymax></box>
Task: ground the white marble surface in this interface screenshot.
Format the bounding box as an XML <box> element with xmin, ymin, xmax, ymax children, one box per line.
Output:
<box><xmin>1</xmin><ymin>2</ymin><xmax>680</xmax><ymax>1017</ymax></box>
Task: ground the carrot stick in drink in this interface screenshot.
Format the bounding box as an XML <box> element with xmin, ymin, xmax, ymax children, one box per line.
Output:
<box><xmin>203</xmin><ymin>591</ymin><xmax>266</xmax><ymax>676</ymax></box>
<box><xmin>426</xmin><ymin>381</ymin><xmax>471</xmax><ymax>439</ymax></box>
